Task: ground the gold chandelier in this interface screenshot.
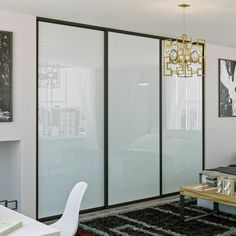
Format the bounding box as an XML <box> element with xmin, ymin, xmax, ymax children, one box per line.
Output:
<box><xmin>164</xmin><ymin>4</ymin><xmax>205</xmax><ymax>78</ymax></box>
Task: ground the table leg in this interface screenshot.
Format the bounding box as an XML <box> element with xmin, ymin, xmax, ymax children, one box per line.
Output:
<box><xmin>214</xmin><ymin>202</ymin><xmax>219</xmax><ymax>213</ymax></box>
<box><xmin>184</xmin><ymin>201</ymin><xmax>220</xmax><ymax>222</ymax></box>
<box><xmin>199</xmin><ymin>173</ymin><xmax>202</xmax><ymax>184</ymax></box>
<box><xmin>180</xmin><ymin>194</ymin><xmax>185</xmax><ymax>221</ymax></box>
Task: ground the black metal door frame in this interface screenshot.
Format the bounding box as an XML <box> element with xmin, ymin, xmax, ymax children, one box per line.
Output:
<box><xmin>36</xmin><ymin>17</ymin><xmax>205</xmax><ymax>221</ymax></box>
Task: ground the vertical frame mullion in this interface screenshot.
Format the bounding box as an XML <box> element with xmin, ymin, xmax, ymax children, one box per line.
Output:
<box><xmin>36</xmin><ymin>19</ymin><xmax>39</xmax><ymax>220</ymax></box>
<box><xmin>104</xmin><ymin>30</ymin><xmax>109</xmax><ymax>208</ymax></box>
<box><xmin>202</xmin><ymin>45</ymin><xmax>205</xmax><ymax>171</ymax></box>
<box><xmin>159</xmin><ymin>39</ymin><xmax>163</xmax><ymax>196</ymax></box>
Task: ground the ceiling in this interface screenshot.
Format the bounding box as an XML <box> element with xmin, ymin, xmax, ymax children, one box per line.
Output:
<box><xmin>0</xmin><ymin>0</ymin><xmax>235</xmax><ymax>48</ymax></box>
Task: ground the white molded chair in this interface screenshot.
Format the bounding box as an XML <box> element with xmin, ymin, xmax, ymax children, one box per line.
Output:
<box><xmin>50</xmin><ymin>182</ymin><xmax>87</xmax><ymax>236</ymax></box>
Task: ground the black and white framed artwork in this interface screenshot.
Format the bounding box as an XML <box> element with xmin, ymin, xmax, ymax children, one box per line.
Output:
<box><xmin>219</xmin><ymin>58</ymin><xmax>236</xmax><ymax>117</ymax></box>
<box><xmin>0</xmin><ymin>31</ymin><xmax>12</xmax><ymax>122</ymax></box>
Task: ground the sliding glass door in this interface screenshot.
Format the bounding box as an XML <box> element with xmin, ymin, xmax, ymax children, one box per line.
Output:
<box><xmin>108</xmin><ymin>33</ymin><xmax>160</xmax><ymax>205</ymax></box>
<box><xmin>162</xmin><ymin>72</ymin><xmax>203</xmax><ymax>194</ymax></box>
<box><xmin>38</xmin><ymin>22</ymin><xmax>104</xmax><ymax>218</ymax></box>
<box><xmin>37</xmin><ymin>19</ymin><xmax>204</xmax><ymax>219</ymax></box>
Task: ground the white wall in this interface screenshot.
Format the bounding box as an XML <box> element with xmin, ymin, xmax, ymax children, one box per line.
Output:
<box><xmin>0</xmin><ymin>8</ymin><xmax>236</xmax><ymax>218</ymax></box>
<box><xmin>205</xmin><ymin>44</ymin><xmax>236</xmax><ymax>168</ymax></box>
<box><xmin>0</xmin><ymin>10</ymin><xmax>36</xmax><ymax>218</ymax></box>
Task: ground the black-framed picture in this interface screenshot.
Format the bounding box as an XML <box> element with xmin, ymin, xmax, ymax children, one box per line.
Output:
<box><xmin>0</xmin><ymin>30</ymin><xmax>12</xmax><ymax>122</ymax></box>
<box><xmin>219</xmin><ymin>58</ymin><xmax>236</xmax><ymax>117</ymax></box>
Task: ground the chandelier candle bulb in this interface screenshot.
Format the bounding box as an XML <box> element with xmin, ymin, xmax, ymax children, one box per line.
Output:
<box><xmin>164</xmin><ymin>4</ymin><xmax>205</xmax><ymax>78</ymax></box>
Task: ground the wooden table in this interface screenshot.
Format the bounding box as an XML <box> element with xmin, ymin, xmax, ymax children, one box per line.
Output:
<box><xmin>0</xmin><ymin>206</ymin><xmax>60</xmax><ymax>236</ymax></box>
<box><xmin>180</xmin><ymin>184</ymin><xmax>236</xmax><ymax>221</ymax></box>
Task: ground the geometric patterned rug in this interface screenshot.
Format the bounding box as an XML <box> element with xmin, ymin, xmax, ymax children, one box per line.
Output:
<box><xmin>77</xmin><ymin>200</ymin><xmax>236</xmax><ymax>236</ymax></box>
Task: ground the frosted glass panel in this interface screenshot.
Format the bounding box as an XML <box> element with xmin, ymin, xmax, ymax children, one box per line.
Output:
<box><xmin>162</xmin><ymin>72</ymin><xmax>203</xmax><ymax>194</ymax></box>
<box><xmin>38</xmin><ymin>22</ymin><xmax>104</xmax><ymax>218</ymax></box>
<box><xmin>108</xmin><ymin>33</ymin><xmax>160</xmax><ymax>205</ymax></box>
